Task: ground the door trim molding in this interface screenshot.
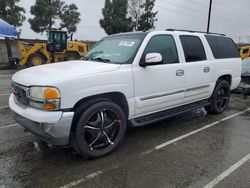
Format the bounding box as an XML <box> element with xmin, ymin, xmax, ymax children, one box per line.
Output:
<box><xmin>186</xmin><ymin>84</ymin><xmax>210</xmax><ymax>92</ymax></box>
<box><xmin>140</xmin><ymin>84</ymin><xmax>210</xmax><ymax>101</ymax></box>
<box><xmin>140</xmin><ymin>89</ymin><xmax>185</xmax><ymax>101</ymax></box>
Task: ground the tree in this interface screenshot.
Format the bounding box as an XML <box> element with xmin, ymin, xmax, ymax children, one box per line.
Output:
<box><xmin>60</xmin><ymin>4</ymin><xmax>81</xmax><ymax>40</ymax></box>
<box><xmin>100</xmin><ymin>0</ymin><xmax>133</xmax><ymax>35</ymax></box>
<box><xmin>128</xmin><ymin>0</ymin><xmax>143</xmax><ymax>31</ymax></box>
<box><xmin>29</xmin><ymin>0</ymin><xmax>80</xmax><ymax>37</ymax></box>
<box><xmin>128</xmin><ymin>0</ymin><xmax>157</xmax><ymax>31</ymax></box>
<box><xmin>0</xmin><ymin>0</ymin><xmax>26</xmax><ymax>27</ymax></box>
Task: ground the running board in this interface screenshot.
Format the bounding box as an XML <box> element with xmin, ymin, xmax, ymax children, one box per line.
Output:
<box><xmin>130</xmin><ymin>99</ymin><xmax>210</xmax><ymax>127</ymax></box>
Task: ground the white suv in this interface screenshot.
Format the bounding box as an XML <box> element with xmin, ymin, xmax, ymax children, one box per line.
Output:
<box><xmin>9</xmin><ymin>30</ymin><xmax>241</xmax><ymax>158</ymax></box>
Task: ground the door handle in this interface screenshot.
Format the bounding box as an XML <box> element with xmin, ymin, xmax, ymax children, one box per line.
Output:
<box><xmin>176</xmin><ymin>69</ymin><xmax>184</xmax><ymax>76</ymax></box>
<box><xmin>204</xmin><ymin>67</ymin><xmax>210</xmax><ymax>73</ymax></box>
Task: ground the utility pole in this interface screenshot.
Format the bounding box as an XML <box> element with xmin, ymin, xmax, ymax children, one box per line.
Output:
<box><xmin>207</xmin><ymin>0</ymin><xmax>213</xmax><ymax>33</ymax></box>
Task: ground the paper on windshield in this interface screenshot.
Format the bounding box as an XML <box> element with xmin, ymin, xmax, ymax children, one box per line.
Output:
<box><xmin>119</xmin><ymin>41</ymin><xmax>135</xmax><ymax>47</ymax></box>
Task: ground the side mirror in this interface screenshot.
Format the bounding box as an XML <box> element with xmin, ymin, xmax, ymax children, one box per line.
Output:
<box><xmin>140</xmin><ymin>53</ymin><xmax>163</xmax><ymax>67</ymax></box>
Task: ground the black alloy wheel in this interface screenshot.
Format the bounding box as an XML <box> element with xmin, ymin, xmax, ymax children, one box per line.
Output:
<box><xmin>206</xmin><ymin>80</ymin><xmax>231</xmax><ymax>114</ymax></box>
<box><xmin>73</xmin><ymin>100</ymin><xmax>127</xmax><ymax>158</ymax></box>
<box><xmin>215</xmin><ymin>86</ymin><xmax>230</xmax><ymax>110</ymax></box>
<box><xmin>83</xmin><ymin>109</ymin><xmax>121</xmax><ymax>151</ymax></box>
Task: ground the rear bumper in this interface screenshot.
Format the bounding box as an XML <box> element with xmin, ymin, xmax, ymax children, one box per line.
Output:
<box><xmin>9</xmin><ymin>94</ymin><xmax>74</xmax><ymax>146</ymax></box>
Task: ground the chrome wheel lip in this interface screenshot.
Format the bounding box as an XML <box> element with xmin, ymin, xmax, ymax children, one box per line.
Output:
<box><xmin>82</xmin><ymin>108</ymin><xmax>121</xmax><ymax>151</ymax></box>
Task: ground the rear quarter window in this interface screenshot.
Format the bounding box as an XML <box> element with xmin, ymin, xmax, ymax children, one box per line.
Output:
<box><xmin>205</xmin><ymin>35</ymin><xmax>240</xmax><ymax>59</ymax></box>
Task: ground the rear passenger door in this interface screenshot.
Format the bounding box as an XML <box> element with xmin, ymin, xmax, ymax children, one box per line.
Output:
<box><xmin>180</xmin><ymin>35</ymin><xmax>212</xmax><ymax>104</ymax></box>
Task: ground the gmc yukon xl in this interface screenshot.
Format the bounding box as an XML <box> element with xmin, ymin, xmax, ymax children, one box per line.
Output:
<box><xmin>10</xmin><ymin>30</ymin><xmax>241</xmax><ymax>158</ymax></box>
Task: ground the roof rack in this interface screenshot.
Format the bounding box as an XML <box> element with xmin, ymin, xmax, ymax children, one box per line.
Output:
<box><xmin>165</xmin><ymin>29</ymin><xmax>225</xmax><ymax>36</ymax></box>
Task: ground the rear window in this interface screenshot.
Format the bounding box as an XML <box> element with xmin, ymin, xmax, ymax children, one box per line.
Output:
<box><xmin>205</xmin><ymin>35</ymin><xmax>239</xmax><ymax>59</ymax></box>
<box><xmin>180</xmin><ymin>36</ymin><xmax>207</xmax><ymax>62</ymax></box>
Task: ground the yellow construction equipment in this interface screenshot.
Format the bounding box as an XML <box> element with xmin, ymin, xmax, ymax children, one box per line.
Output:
<box><xmin>239</xmin><ymin>45</ymin><xmax>250</xmax><ymax>59</ymax></box>
<box><xmin>18</xmin><ymin>30</ymin><xmax>88</xmax><ymax>66</ymax></box>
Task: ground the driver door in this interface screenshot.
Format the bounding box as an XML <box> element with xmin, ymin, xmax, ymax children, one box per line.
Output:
<box><xmin>133</xmin><ymin>35</ymin><xmax>185</xmax><ymax>116</ymax></box>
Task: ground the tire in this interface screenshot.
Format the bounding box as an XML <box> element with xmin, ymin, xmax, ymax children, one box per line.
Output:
<box><xmin>64</xmin><ymin>52</ymin><xmax>80</xmax><ymax>61</ymax></box>
<box><xmin>205</xmin><ymin>80</ymin><xmax>231</xmax><ymax>114</ymax></box>
<box><xmin>72</xmin><ymin>100</ymin><xmax>127</xmax><ymax>158</ymax></box>
<box><xmin>27</xmin><ymin>52</ymin><xmax>47</xmax><ymax>67</ymax></box>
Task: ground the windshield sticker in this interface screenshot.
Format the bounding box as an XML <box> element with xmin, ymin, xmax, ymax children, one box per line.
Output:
<box><xmin>119</xmin><ymin>41</ymin><xmax>135</xmax><ymax>47</ymax></box>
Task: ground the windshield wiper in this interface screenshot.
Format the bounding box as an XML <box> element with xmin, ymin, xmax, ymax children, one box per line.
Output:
<box><xmin>91</xmin><ymin>57</ymin><xmax>111</xmax><ymax>63</ymax></box>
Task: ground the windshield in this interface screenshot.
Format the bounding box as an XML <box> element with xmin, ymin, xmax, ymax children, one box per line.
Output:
<box><xmin>82</xmin><ymin>33</ymin><xmax>146</xmax><ymax>64</ymax></box>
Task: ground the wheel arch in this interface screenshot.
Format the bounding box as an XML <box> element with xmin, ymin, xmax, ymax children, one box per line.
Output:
<box><xmin>70</xmin><ymin>92</ymin><xmax>129</xmax><ymax>135</ymax></box>
<box><xmin>217</xmin><ymin>74</ymin><xmax>232</xmax><ymax>86</ymax></box>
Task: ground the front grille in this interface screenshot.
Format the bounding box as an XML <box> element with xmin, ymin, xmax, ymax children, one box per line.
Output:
<box><xmin>12</xmin><ymin>82</ymin><xmax>29</xmax><ymax>107</ymax></box>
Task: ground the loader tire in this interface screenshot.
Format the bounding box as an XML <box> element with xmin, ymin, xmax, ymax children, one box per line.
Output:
<box><xmin>27</xmin><ymin>52</ymin><xmax>47</xmax><ymax>67</ymax></box>
<box><xmin>64</xmin><ymin>52</ymin><xmax>80</xmax><ymax>61</ymax></box>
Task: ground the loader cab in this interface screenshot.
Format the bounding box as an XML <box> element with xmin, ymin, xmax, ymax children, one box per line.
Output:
<box><xmin>47</xmin><ymin>31</ymin><xmax>67</xmax><ymax>53</ymax></box>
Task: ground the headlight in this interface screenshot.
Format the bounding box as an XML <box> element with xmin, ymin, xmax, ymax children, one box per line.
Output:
<box><xmin>29</xmin><ymin>86</ymin><xmax>61</xmax><ymax>110</ymax></box>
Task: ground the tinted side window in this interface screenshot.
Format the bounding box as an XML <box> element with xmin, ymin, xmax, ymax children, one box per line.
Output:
<box><xmin>205</xmin><ymin>35</ymin><xmax>240</xmax><ymax>59</ymax></box>
<box><xmin>180</xmin><ymin>36</ymin><xmax>207</xmax><ymax>62</ymax></box>
<box><xmin>143</xmin><ymin>35</ymin><xmax>179</xmax><ymax>64</ymax></box>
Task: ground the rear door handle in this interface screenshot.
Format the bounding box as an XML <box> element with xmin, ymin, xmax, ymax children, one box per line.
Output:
<box><xmin>176</xmin><ymin>69</ymin><xmax>184</xmax><ymax>76</ymax></box>
<box><xmin>204</xmin><ymin>67</ymin><xmax>210</xmax><ymax>73</ymax></box>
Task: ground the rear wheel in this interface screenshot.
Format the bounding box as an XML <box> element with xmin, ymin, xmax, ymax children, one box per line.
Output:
<box><xmin>205</xmin><ymin>80</ymin><xmax>231</xmax><ymax>114</ymax></box>
<box><xmin>72</xmin><ymin>100</ymin><xmax>127</xmax><ymax>158</ymax></box>
<box><xmin>64</xmin><ymin>52</ymin><xmax>80</xmax><ymax>61</ymax></box>
<box><xmin>27</xmin><ymin>52</ymin><xmax>47</xmax><ymax>67</ymax></box>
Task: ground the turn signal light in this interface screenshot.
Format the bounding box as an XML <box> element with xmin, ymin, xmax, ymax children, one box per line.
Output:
<box><xmin>44</xmin><ymin>103</ymin><xmax>56</xmax><ymax>110</ymax></box>
<box><xmin>44</xmin><ymin>88</ymin><xmax>60</xmax><ymax>99</ymax></box>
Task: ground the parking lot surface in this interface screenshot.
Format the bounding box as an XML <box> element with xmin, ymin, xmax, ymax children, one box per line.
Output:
<box><xmin>1</xmin><ymin>70</ymin><xmax>250</xmax><ymax>188</ymax></box>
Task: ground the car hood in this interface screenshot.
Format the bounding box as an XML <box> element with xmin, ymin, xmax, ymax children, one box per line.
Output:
<box><xmin>12</xmin><ymin>60</ymin><xmax>121</xmax><ymax>86</ymax></box>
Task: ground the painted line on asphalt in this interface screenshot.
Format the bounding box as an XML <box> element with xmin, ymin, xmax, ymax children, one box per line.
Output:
<box><xmin>0</xmin><ymin>93</ymin><xmax>10</xmax><ymax>96</ymax></box>
<box><xmin>60</xmin><ymin>108</ymin><xmax>250</xmax><ymax>188</ymax></box>
<box><xmin>142</xmin><ymin>108</ymin><xmax>250</xmax><ymax>155</ymax></box>
<box><xmin>0</xmin><ymin>123</ymin><xmax>18</xmax><ymax>129</ymax></box>
<box><xmin>60</xmin><ymin>165</ymin><xmax>120</xmax><ymax>188</ymax></box>
<box><xmin>203</xmin><ymin>153</ymin><xmax>250</xmax><ymax>188</ymax></box>
<box><xmin>60</xmin><ymin>171</ymin><xmax>102</xmax><ymax>188</ymax></box>
<box><xmin>0</xmin><ymin>106</ymin><xmax>9</xmax><ymax>109</ymax></box>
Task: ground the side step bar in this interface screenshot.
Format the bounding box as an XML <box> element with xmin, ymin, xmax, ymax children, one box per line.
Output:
<box><xmin>129</xmin><ymin>99</ymin><xmax>210</xmax><ymax>127</ymax></box>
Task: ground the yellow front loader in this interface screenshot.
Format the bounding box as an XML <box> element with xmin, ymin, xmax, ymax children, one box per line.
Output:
<box><xmin>18</xmin><ymin>30</ymin><xmax>88</xmax><ymax>67</ymax></box>
<box><xmin>239</xmin><ymin>45</ymin><xmax>250</xmax><ymax>59</ymax></box>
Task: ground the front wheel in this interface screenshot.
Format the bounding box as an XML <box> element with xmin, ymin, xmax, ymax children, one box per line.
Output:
<box><xmin>72</xmin><ymin>101</ymin><xmax>127</xmax><ymax>158</ymax></box>
<box><xmin>205</xmin><ymin>80</ymin><xmax>231</xmax><ymax>114</ymax></box>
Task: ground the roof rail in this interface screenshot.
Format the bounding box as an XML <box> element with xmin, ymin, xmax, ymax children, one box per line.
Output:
<box><xmin>165</xmin><ymin>29</ymin><xmax>225</xmax><ymax>36</ymax></box>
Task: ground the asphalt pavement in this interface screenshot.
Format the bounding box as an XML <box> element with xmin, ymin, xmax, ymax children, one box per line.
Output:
<box><xmin>0</xmin><ymin>70</ymin><xmax>250</xmax><ymax>188</ymax></box>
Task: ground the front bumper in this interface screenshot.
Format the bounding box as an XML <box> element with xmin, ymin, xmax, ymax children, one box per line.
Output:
<box><xmin>9</xmin><ymin>94</ymin><xmax>74</xmax><ymax>146</ymax></box>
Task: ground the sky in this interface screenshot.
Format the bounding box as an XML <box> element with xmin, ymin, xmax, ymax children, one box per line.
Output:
<box><xmin>18</xmin><ymin>0</ymin><xmax>250</xmax><ymax>43</ymax></box>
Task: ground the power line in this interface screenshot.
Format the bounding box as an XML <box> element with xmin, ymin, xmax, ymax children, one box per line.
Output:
<box><xmin>155</xmin><ymin>5</ymin><xmax>206</xmax><ymax>20</ymax></box>
<box><xmin>187</xmin><ymin>0</ymin><xmax>208</xmax><ymax>8</ymax></box>
<box><xmin>214</xmin><ymin>0</ymin><xmax>250</xmax><ymax>16</ymax></box>
<box><xmin>156</xmin><ymin>1</ymin><xmax>250</xmax><ymax>28</ymax></box>
<box><xmin>158</xmin><ymin>0</ymin><xmax>248</xmax><ymax>25</ymax></box>
<box><xmin>155</xmin><ymin>5</ymin><xmax>249</xmax><ymax>28</ymax></box>
<box><xmin>159</xmin><ymin>0</ymin><xmax>207</xmax><ymax>17</ymax></box>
